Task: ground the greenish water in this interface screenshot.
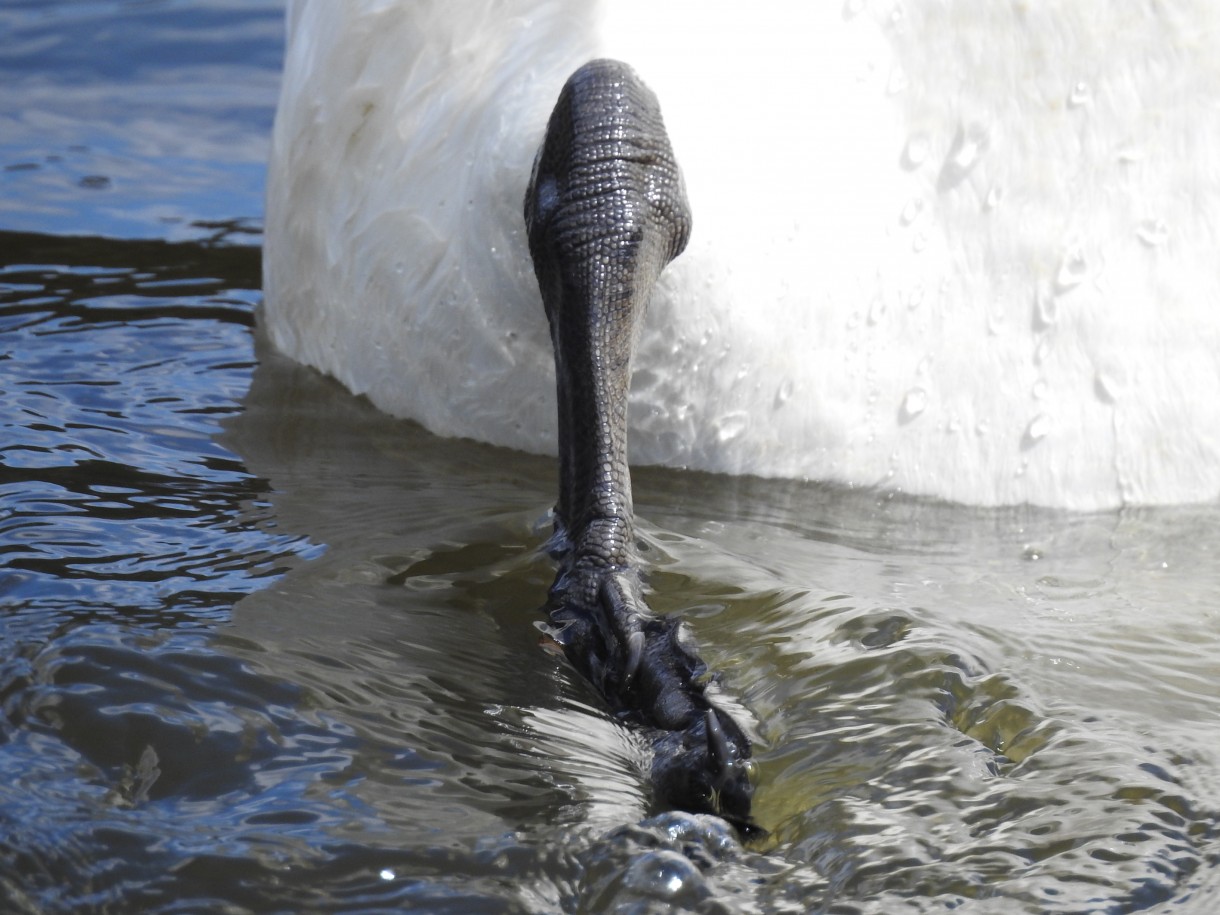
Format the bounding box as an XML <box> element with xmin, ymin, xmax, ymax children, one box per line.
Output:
<box><xmin>1</xmin><ymin>2</ymin><xmax>1218</xmax><ymax>912</ymax></box>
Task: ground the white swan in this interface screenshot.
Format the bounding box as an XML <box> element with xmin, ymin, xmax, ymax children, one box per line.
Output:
<box><xmin>264</xmin><ymin>0</ymin><xmax>1220</xmax><ymax>510</ymax></box>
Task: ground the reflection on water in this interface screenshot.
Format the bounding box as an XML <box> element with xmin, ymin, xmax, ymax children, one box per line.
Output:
<box><xmin>227</xmin><ymin>336</ymin><xmax>1220</xmax><ymax>911</ymax></box>
<box><xmin>6</xmin><ymin>225</ymin><xmax>1218</xmax><ymax>911</ymax></box>
<box><xmin>2</xmin><ymin>0</ymin><xmax>1219</xmax><ymax>911</ymax></box>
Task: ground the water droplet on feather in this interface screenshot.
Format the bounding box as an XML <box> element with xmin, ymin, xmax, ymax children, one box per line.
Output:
<box><xmin>902</xmin><ymin>133</ymin><xmax>930</xmax><ymax>169</ymax></box>
<box><xmin>938</xmin><ymin>123</ymin><xmax>989</xmax><ymax>190</ymax></box>
<box><xmin>1068</xmin><ymin>81</ymin><xmax>1093</xmax><ymax>108</ymax></box>
<box><xmin>900</xmin><ymin>387</ymin><xmax>928</xmax><ymax>422</ymax></box>
<box><xmin>1136</xmin><ymin>219</ymin><xmax>1169</xmax><ymax>247</ymax></box>
<box><xmin>1023</xmin><ymin>414</ymin><xmax>1050</xmax><ymax>448</ymax></box>
<box><xmin>1055</xmin><ymin>247</ymin><xmax>1088</xmax><ymax>292</ymax></box>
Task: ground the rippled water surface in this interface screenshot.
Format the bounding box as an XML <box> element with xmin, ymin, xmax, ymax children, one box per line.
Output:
<box><xmin>3</xmin><ymin>2</ymin><xmax>1219</xmax><ymax>912</ymax></box>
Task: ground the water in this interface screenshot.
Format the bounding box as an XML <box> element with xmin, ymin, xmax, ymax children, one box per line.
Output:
<box><xmin>3</xmin><ymin>2</ymin><xmax>1219</xmax><ymax>912</ymax></box>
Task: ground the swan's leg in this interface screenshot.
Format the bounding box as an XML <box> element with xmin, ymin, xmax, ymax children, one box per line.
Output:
<box><xmin>525</xmin><ymin>59</ymin><xmax>759</xmax><ymax>835</ymax></box>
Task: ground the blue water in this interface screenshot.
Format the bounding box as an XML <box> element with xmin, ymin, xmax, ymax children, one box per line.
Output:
<box><xmin>2</xmin><ymin>2</ymin><xmax>1219</xmax><ymax>913</ymax></box>
<box><xmin>0</xmin><ymin>0</ymin><xmax>277</xmax><ymax>241</ymax></box>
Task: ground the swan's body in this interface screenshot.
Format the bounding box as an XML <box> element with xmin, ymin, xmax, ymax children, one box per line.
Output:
<box><xmin>265</xmin><ymin>0</ymin><xmax>1220</xmax><ymax>510</ymax></box>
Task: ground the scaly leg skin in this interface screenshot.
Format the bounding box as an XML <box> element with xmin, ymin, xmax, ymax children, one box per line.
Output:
<box><xmin>525</xmin><ymin>59</ymin><xmax>762</xmax><ymax>839</ymax></box>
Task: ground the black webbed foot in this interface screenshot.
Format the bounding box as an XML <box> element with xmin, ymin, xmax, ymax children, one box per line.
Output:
<box><xmin>545</xmin><ymin>565</ymin><xmax>762</xmax><ymax>838</ymax></box>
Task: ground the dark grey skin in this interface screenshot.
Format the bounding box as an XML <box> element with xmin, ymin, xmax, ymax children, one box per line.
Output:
<box><xmin>524</xmin><ymin>59</ymin><xmax>760</xmax><ymax>838</ymax></box>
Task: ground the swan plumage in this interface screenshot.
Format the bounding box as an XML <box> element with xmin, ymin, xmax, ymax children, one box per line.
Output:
<box><xmin>264</xmin><ymin>0</ymin><xmax>1220</xmax><ymax>510</ymax></box>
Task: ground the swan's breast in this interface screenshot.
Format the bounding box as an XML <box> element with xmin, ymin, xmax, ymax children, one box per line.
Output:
<box><xmin>264</xmin><ymin>0</ymin><xmax>1220</xmax><ymax>509</ymax></box>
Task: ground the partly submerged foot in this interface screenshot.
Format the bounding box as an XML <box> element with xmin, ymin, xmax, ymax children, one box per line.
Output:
<box><xmin>545</xmin><ymin>551</ymin><xmax>760</xmax><ymax>838</ymax></box>
<box><xmin>525</xmin><ymin>58</ymin><xmax>761</xmax><ymax>836</ymax></box>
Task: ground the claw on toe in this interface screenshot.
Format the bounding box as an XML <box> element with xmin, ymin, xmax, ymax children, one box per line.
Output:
<box><xmin>624</xmin><ymin>629</ymin><xmax>645</xmax><ymax>687</ymax></box>
<box><xmin>705</xmin><ymin>709</ymin><xmax>734</xmax><ymax>789</ymax></box>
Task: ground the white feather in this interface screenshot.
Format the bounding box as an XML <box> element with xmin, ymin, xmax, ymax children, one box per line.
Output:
<box><xmin>264</xmin><ymin>0</ymin><xmax>1220</xmax><ymax>509</ymax></box>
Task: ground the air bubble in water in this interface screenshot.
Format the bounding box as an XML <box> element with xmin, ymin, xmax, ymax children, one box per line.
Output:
<box><xmin>622</xmin><ymin>850</ymin><xmax>706</xmax><ymax>902</ymax></box>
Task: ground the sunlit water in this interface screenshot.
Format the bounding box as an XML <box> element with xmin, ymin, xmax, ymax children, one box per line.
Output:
<box><xmin>2</xmin><ymin>2</ymin><xmax>1218</xmax><ymax>912</ymax></box>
